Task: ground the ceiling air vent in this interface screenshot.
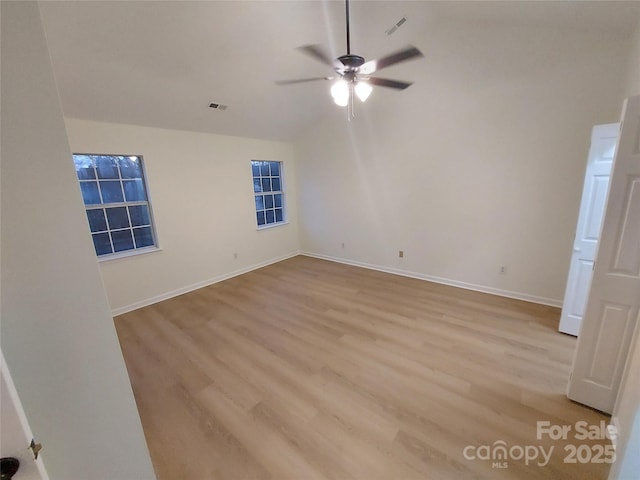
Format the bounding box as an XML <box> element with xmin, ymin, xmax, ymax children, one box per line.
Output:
<box><xmin>386</xmin><ymin>17</ymin><xmax>406</xmax><ymax>36</ymax></box>
<box><xmin>209</xmin><ymin>103</ymin><xmax>228</xmax><ymax>110</ymax></box>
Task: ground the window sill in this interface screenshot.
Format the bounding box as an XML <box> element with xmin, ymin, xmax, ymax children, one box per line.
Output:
<box><xmin>97</xmin><ymin>246</ymin><xmax>162</xmax><ymax>263</ymax></box>
<box><xmin>257</xmin><ymin>221</ymin><xmax>289</xmax><ymax>231</ymax></box>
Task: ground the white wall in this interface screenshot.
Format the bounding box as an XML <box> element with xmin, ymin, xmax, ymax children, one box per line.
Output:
<box><xmin>65</xmin><ymin>119</ymin><xmax>299</xmax><ymax>314</ymax></box>
<box><xmin>622</xmin><ymin>18</ymin><xmax>640</xmax><ymax>98</ymax></box>
<box><xmin>0</xmin><ymin>3</ymin><xmax>155</xmax><ymax>479</ymax></box>
<box><xmin>294</xmin><ymin>21</ymin><xmax>628</xmax><ymax>305</ymax></box>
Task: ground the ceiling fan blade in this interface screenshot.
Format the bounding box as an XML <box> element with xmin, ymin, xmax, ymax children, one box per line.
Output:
<box><xmin>276</xmin><ymin>77</ymin><xmax>333</xmax><ymax>85</ymax></box>
<box><xmin>297</xmin><ymin>44</ymin><xmax>336</xmax><ymax>67</ymax></box>
<box><xmin>366</xmin><ymin>77</ymin><xmax>413</xmax><ymax>90</ymax></box>
<box><xmin>360</xmin><ymin>46</ymin><xmax>423</xmax><ymax>74</ymax></box>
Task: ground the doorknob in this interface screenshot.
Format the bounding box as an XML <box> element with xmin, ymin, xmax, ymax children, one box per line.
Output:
<box><xmin>0</xmin><ymin>457</ymin><xmax>20</xmax><ymax>480</ymax></box>
<box><xmin>573</xmin><ymin>247</ymin><xmax>581</xmax><ymax>253</ymax></box>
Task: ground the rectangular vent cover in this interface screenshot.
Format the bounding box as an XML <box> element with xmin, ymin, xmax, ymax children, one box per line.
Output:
<box><xmin>386</xmin><ymin>17</ymin><xmax>407</xmax><ymax>36</ymax></box>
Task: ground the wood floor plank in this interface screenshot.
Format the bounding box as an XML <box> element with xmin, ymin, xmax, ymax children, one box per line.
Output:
<box><xmin>115</xmin><ymin>256</ymin><xmax>612</xmax><ymax>480</ymax></box>
<box><xmin>197</xmin><ymin>385</ymin><xmax>326</xmax><ymax>480</ymax></box>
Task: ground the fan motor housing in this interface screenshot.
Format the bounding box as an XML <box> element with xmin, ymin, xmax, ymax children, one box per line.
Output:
<box><xmin>337</xmin><ymin>54</ymin><xmax>365</xmax><ymax>71</ymax></box>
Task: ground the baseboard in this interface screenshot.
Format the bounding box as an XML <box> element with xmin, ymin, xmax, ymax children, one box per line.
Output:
<box><xmin>300</xmin><ymin>251</ymin><xmax>563</xmax><ymax>308</ymax></box>
<box><xmin>112</xmin><ymin>250</ymin><xmax>562</xmax><ymax>316</ymax></box>
<box><xmin>111</xmin><ymin>251</ymin><xmax>300</xmax><ymax>316</ymax></box>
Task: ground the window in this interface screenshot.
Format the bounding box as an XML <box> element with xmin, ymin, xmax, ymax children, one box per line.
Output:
<box><xmin>252</xmin><ymin>160</ymin><xmax>285</xmax><ymax>227</ymax></box>
<box><xmin>73</xmin><ymin>154</ymin><xmax>157</xmax><ymax>258</ymax></box>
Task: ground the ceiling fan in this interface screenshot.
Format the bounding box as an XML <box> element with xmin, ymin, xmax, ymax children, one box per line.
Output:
<box><xmin>277</xmin><ymin>0</ymin><xmax>423</xmax><ymax>112</ymax></box>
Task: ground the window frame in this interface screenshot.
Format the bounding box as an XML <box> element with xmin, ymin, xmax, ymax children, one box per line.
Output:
<box><xmin>72</xmin><ymin>153</ymin><xmax>160</xmax><ymax>261</ymax></box>
<box><xmin>252</xmin><ymin>160</ymin><xmax>287</xmax><ymax>230</ymax></box>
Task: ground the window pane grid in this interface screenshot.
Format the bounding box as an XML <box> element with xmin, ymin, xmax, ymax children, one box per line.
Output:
<box><xmin>74</xmin><ymin>154</ymin><xmax>156</xmax><ymax>257</ymax></box>
<box><xmin>251</xmin><ymin>160</ymin><xmax>284</xmax><ymax>227</ymax></box>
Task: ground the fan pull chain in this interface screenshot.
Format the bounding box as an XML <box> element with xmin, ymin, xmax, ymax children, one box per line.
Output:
<box><xmin>347</xmin><ymin>83</ymin><xmax>355</xmax><ymax>120</ymax></box>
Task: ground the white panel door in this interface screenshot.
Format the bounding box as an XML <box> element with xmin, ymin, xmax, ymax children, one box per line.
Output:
<box><xmin>568</xmin><ymin>95</ymin><xmax>640</xmax><ymax>414</ymax></box>
<box><xmin>559</xmin><ymin>124</ymin><xmax>618</xmax><ymax>336</ymax></box>
<box><xmin>0</xmin><ymin>351</ymin><xmax>48</xmax><ymax>480</ymax></box>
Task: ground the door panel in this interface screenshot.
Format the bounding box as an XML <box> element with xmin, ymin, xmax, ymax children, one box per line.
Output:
<box><xmin>559</xmin><ymin>123</ymin><xmax>618</xmax><ymax>336</ymax></box>
<box><xmin>611</xmin><ymin>176</ymin><xmax>640</xmax><ymax>275</ymax></box>
<box><xmin>584</xmin><ymin>175</ymin><xmax>611</xmax><ymax>241</ymax></box>
<box><xmin>568</xmin><ymin>95</ymin><xmax>640</xmax><ymax>414</ymax></box>
<box><xmin>586</xmin><ymin>303</ymin><xmax>632</xmax><ymax>387</ymax></box>
<box><xmin>565</xmin><ymin>260</ymin><xmax>594</xmax><ymax>319</ymax></box>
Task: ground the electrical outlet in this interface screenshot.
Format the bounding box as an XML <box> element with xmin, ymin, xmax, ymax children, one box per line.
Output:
<box><xmin>233</xmin><ymin>252</ymin><xmax>238</xmax><ymax>259</ymax></box>
<box><xmin>341</xmin><ymin>242</ymin><xmax>345</xmax><ymax>249</ymax></box>
<box><xmin>399</xmin><ymin>250</ymin><xmax>404</xmax><ymax>258</ymax></box>
<box><xmin>500</xmin><ymin>265</ymin><xmax>507</xmax><ymax>274</ymax></box>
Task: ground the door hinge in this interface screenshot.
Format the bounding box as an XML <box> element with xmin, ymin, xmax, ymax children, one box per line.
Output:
<box><xmin>29</xmin><ymin>439</ymin><xmax>43</xmax><ymax>460</ymax></box>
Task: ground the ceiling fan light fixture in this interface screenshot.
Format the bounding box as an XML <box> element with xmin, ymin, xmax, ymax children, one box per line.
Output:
<box><xmin>331</xmin><ymin>79</ymin><xmax>350</xmax><ymax>107</ymax></box>
<box><xmin>355</xmin><ymin>81</ymin><xmax>372</xmax><ymax>102</ymax></box>
<box><xmin>360</xmin><ymin>61</ymin><xmax>376</xmax><ymax>75</ymax></box>
<box><xmin>277</xmin><ymin>0</ymin><xmax>423</xmax><ymax>116</ymax></box>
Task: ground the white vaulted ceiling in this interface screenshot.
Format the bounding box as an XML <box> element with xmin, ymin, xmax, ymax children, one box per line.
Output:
<box><xmin>39</xmin><ymin>1</ymin><xmax>640</xmax><ymax>142</ymax></box>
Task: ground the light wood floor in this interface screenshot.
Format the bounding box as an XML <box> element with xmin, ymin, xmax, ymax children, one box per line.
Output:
<box><xmin>115</xmin><ymin>256</ymin><xmax>611</xmax><ymax>480</ymax></box>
